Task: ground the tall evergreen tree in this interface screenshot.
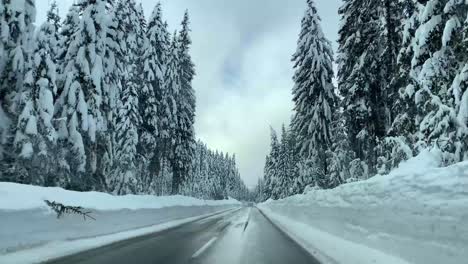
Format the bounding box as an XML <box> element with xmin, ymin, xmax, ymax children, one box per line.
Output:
<box><xmin>55</xmin><ymin>0</ymin><xmax>119</xmax><ymax>190</ymax></box>
<box><xmin>410</xmin><ymin>0</ymin><xmax>466</xmax><ymax>164</ymax></box>
<box><xmin>0</xmin><ymin>0</ymin><xmax>36</xmax><ymax>182</ymax></box>
<box><xmin>326</xmin><ymin>109</ymin><xmax>353</xmax><ymax>186</ymax></box>
<box><xmin>172</xmin><ymin>11</ymin><xmax>196</xmax><ymax>195</ymax></box>
<box><xmin>110</xmin><ymin>0</ymin><xmax>143</xmax><ymax>195</ymax></box>
<box><xmin>386</xmin><ymin>0</ymin><xmax>420</xmax><ymax>168</ymax></box>
<box><xmin>337</xmin><ymin>0</ymin><xmax>386</xmax><ymax>174</ymax></box>
<box><xmin>54</xmin><ymin>4</ymin><xmax>81</xmax><ymax>187</ymax></box>
<box><xmin>276</xmin><ymin>125</ymin><xmax>291</xmax><ymax>198</ymax></box>
<box><xmin>140</xmin><ymin>2</ymin><xmax>167</xmax><ymax>182</ymax></box>
<box><xmin>14</xmin><ymin>2</ymin><xmax>60</xmax><ymax>186</ymax></box>
<box><xmin>164</xmin><ymin>34</ymin><xmax>182</xmax><ymax>194</ymax></box>
<box><xmin>263</xmin><ymin>128</ymin><xmax>280</xmax><ymax>200</ymax></box>
<box><xmin>291</xmin><ymin>0</ymin><xmax>337</xmax><ymax>183</ymax></box>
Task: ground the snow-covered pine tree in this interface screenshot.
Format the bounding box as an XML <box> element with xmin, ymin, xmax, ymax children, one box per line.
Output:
<box><xmin>0</xmin><ymin>0</ymin><xmax>36</xmax><ymax>182</ymax></box>
<box><xmin>275</xmin><ymin>125</ymin><xmax>290</xmax><ymax>199</ymax></box>
<box><xmin>264</xmin><ymin>127</ymin><xmax>280</xmax><ymax>199</ymax></box>
<box><xmin>452</xmin><ymin>3</ymin><xmax>468</xmax><ymax>161</ymax></box>
<box><xmin>37</xmin><ymin>1</ymin><xmax>60</xmax><ymax>187</ymax></box>
<box><xmin>163</xmin><ymin>33</ymin><xmax>182</xmax><ymax>194</ymax></box>
<box><xmin>98</xmin><ymin>1</ymin><xmax>121</xmax><ymax>190</ymax></box>
<box><xmin>110</xmin><ymin>0</ymin><xmax>144</xmax><ymax>195</ymax></box>
<box><xmin>44</xmin><ymin>1</ymin><xmax>60</xmax><ymax>60</ymax></box>
<box><xmin>380</xmin><ymin>0</ymin><xmax>404</xmax><ymax>131</ymax></box>
<box><xmin>262</xmin><ymin>154</ymin><xmax>271</xmax><ymax>200</ymax></box>
<box><xmin>56</xmin><ymin>4</ymin><xmax>79</xmax><ymax>95</ymax></box>
<box><xmin>14</xmin><ymin>1</ymin><xmax>61</xmax><ymax>186</ymax></box>
<box><xmin>443</xmin><ymin>0</ymin><xmax>468</xmax><ymax>161</ymax></box>
<box><xmin>285</xmin><ymin>127</ymin><xmax>300</xmax><ymax>195</ymax></box>
<box><xmin>54</xmin><ymin>4</ymin><xmax>90</xmax><ymax>189</ymax></box>
<box><xmin>140</xmin><ymin>2</ymin><xmax>167</xmax><ymax>184</ymax></box>
<box><xmin>172</xmin><ymin>11</ymin><xmax>196</xmax><ymax>195</ymax></box>
<box><xmin>55</xmin><ymin>0</ymin><xmax>119</xmax><ymax>191</ymax></box>
<box><xmin>410</xmin><ymin>0</ymin><xmax>466</xmax><ymax>164</ymax></box>
<box><xmin>177</xmin><ymin>11</ymin><xmax>196</xmax><ymax>132</ymax></box>
<box><xmin>337</xmin><ymin>0</ymin><xmax>386</xmax><ymax>175</ymax></box>
<box><xmin>291</xmin><ymin>0</ymin><xmax>337</xmax><ymax>184</ymax></box>
<box><xmin>54</xmin><ymin>4</ymin><xmax>81</xmax><ymax>187</ymax></box>
<box><xmin>386</xmin><ymin>0</ymin><xmax>420</xmax><ymax>168</ymax></box>
<box><xmin>326</xmin><ymin>108</ymin><xmax>353</xmax><ymax>186</ymax></box>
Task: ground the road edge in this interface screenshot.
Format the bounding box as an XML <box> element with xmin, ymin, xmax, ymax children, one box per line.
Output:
<box><xmin>256</xmin><ymin>206</ymin><xmax>337</xmax><ymax>264</ymax></box>
<box><xmin>1</xmin><ymin>207</ymin><xmax>241</xmax><ymax>264</ymax></box>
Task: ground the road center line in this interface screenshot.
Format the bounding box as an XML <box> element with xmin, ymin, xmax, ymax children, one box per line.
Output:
<box><xmin>191</xmin><ymin>237</ymin><xmax>218</xmax><ymax>259</ymax></box>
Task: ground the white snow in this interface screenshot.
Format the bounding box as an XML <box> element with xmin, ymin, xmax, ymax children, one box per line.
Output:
<box><xmin>0</xmin><ymin>182</ymin><xmax>240</xmax><ymax>211</ymax></box>
<box><xmin>19</xmin><ymin>142</ymin><xmax>33</xmax><ymax>158</ymax></box>
<box><xmin>0</xmin><ymin>210</ymin><xmax>235</xmax><ymax>264</ymax></box>
<box><xmin>259</xmin><ymin>149</ymin><xmax>468</xmax><ymax>264</ymax></box>
<box><xmin>442</xmin><ymin>17</ymin><xmax>461</xmax><ymax>46</ymax></box>
<box><xmin>0</xmin><ymin>183</ymin><xmax>240</xmax><ymax>260</ymax></box>
<box><xmin>260</xmin><ymin>208</ymin><xmax>412</xmax><ymax>264</ymax></box>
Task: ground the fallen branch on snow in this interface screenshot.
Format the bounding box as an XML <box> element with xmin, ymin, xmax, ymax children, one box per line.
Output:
<box><xmin>44</xmin><ymin>200</ymin><xmax>96</xmax><ymax>221</ymax></box>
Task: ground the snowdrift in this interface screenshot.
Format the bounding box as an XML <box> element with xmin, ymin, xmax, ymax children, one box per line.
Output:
<box><xmin>259</xmin><ymin>149</ymin><xmax>468</xmax><ymax>264</ymax></box>
<box><xmin>0</xmin><ymin>182</ymin><xmax>240</xmax><ymax>211</ymax></box>
<box><xmin>0</xmin><ymin>183</ymin><xmax>240</xmax><ymax>263</ymax></box>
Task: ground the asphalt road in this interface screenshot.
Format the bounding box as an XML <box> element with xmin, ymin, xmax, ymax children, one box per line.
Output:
<box><xmin>46</xmin><ymin>207</ymin><xmax>320</xmax><ymax>264</ymax></box>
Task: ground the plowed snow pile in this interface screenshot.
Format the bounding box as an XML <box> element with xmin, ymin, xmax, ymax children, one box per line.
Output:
<box><xmin>260</xmin><ymin>149</ymin><xmax>468</xmax><ymax>264</ymax></box>
<box><xmin>0</xmin><ymin>183</ymin><xmax>239</xmax><ymax>263</ymax></box>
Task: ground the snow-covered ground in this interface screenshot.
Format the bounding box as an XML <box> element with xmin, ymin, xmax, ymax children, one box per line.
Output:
<box><xmin>259</xmin><ymin>149</ymin><xmax>468</xmax><ymax>264</ymax></box>
<box><xmin>0</xmin><ymin>183</ymin><xmax>240</xmax><ymax>263</ymax></box>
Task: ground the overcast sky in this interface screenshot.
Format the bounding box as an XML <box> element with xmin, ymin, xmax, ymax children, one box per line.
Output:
<box><xmin>36</xmin><ymin>0</ymin><xmax>341</xmax><ymax>188</ymax></box>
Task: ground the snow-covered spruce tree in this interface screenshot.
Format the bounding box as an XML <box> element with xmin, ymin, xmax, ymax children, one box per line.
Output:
<box><xmin>386</xmin><ymin>0</ymin><xmax>421</xmax><ymax>169</ymax></box>
<box><xmin>54</xmin><ymin>4</ymin><xmax>81</xmax><ymax>187</ymax></box>
<box><xmin>172</xmin><ymin>11</ymin><xmax>197</xmax><ymax>195</ymax></box>
<box><xmin>255</xmin><ymin>177</ymin><xmax>266</xmax><ymax>202</ymax></box>
<box><xmin>36</xmin><ymin>1</ymin><xmax>61</xmax><ymax>187</ymax></box>
<box><xmin>55</xmin><ymin>0</ymin><xmax>120</xmax><ymax>191</ymax></box>
<box><xmin>326</xmin><ymin>108</ymin><xmax>353</xmax><ymax>187</ymax></box>
<box><xmin>264</xmin><ymin>127</ymin><xmax>280</xmax><ymax>199</ymax></box>
<box><xmin>275</xmin><ymin>125</ymin><xmax>291</xmax><ymax>199</ymax></box>
<box><xmin>285</xmin><ymin>128</ymin><xmax>300</xmax><ymax>196</ymax></box>
<box><xmin>443</xmin><ymin>0</ymin><xmax>468</xmax><ymax>161</ymax></box>
<box><xmin>177</xmin><ymin>11</ymin><xmax>196</xmax><ymax>132</ymax></box>
<box><xmin>452</xmin><ymin>8</ymin><xmax>468</xmax><ymax>161</ymax></box>
<box><xmin>409</xmin><ymin>0</ymin><xmax>467</xmax><ymax>164</ymax></box>
<box><xmin>337</xmin><ymin>0</ymin><xmax>386</xmax><ymax>175</ymax></box>
<box><xmin>140</xmin><ymin>2</ymin><xmax>167</xmax><ymax>189</ymax></box>
<box><xmin>185</xmin><ymin>140</ymin><xmax>205</xmax><ymax>197</ymax></box>
<box><xmin>262</xmin><ymin>154</ymin><xmax>272</xmax><ymax>200</ymax></box>
<box><xmin>291</xmin><ymin>0</ymin><xmax>337</xmax><ymax>187</ymax></box>
<box><xmin>109</xmin><ymin>0</ymin><xmax>144</xmax><ymax>195</ymax></box>
<box><xmin>0</xmin><ymin>0</ymin><xmax>36</xmax><ymax>182</ymax></box>
<box><xmin>163</xmin><ymin>34</ymin><xmax>182</xmax><ymax>194</ymax></box>
<box><xmin>54</xmin><ymin>4</ymin><xmax>89</xmax><ymax>189</ymax></box>
<box><xmin>14</xmin><ymin>2</ymin><xmax>61</xmax><ymax>186</ymax></box>
<box><xmin>97</xmin><ymin>2</ymin><xmax>121</xmax><ymax>190</ymax></box>
<box><xmin>380</xmin><ymin>0</ymin><xmax>404</xmax><ymax>131</ymax></box>
<box><xmin>44</xmin><ymin>1</ymin><xmax>61</xmax><ymax>60</ymax></box>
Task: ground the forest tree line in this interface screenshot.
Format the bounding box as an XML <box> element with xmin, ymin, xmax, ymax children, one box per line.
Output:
<box><xmin>0</xmin><ymin>0</ymin><xmax>250</xmax><ymax>201</ymax></box>
<box><xmin>257</xmin><ymin>0</ymin><xmax>468</xmax><ymax>201</ymax></box>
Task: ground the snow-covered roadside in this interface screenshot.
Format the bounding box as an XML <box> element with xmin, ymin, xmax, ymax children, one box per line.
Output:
<box><xmin>0</xmin><ymin>183</ymin><xmax>240</xmax><ymax>262</ymax></box>
<box><xmin>259</xmin><ymin>149</ymin><xmax>468</xmax><ymax>264</ymax></box>
<box><xmin>0</xmin><ymin>210</ymin><xmax>236</xmax><ymax>264</ymax></box>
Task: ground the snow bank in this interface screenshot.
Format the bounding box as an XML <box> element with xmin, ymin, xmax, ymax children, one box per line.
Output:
<box><xmin>259</xmin><ymin>149</ymin><xmax>468</xmax><ymax>264</ymax></box>
<box><xmin>1</xmin><ymin>212</ymin><xmax>233</xmax><ymax>264</ymax></box>
<box><xmin>0</xmin><ymin>183</ymin><xmax>240</xmax><ymax>260</ymax></box>
<box><xmin>0</xmin><ymin>182</ymin><xmax>240</xmax><ymax>211</ymax></box>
